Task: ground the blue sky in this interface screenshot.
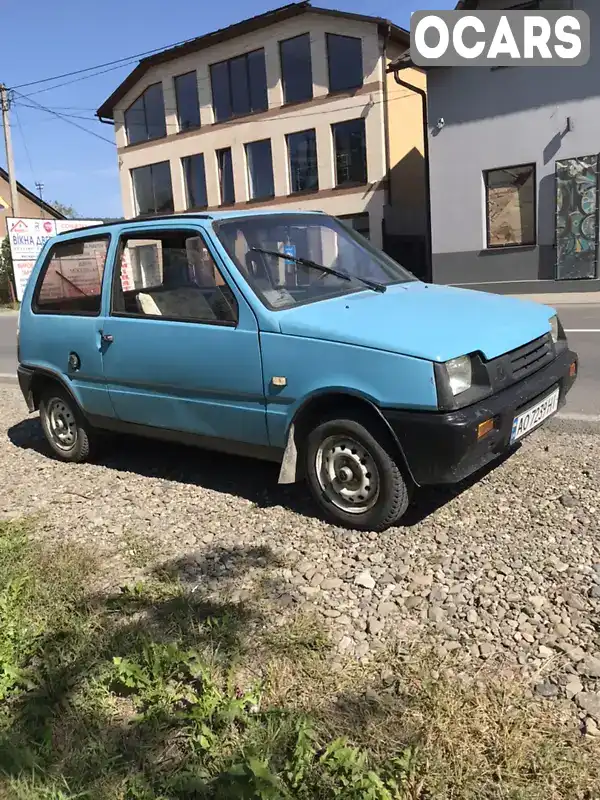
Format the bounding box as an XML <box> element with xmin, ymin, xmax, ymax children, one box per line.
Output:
<box><xmin>2</xmin><ymin>0</ymin><xmax>455</xmax><ymax>218</ymax></box>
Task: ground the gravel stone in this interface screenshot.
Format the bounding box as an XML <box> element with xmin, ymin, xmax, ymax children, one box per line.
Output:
<box><xmin>1</xmin><ymin>385</ymin><xmax>600</xmax><ymax>711</ymax></box>
<box><xmin>411</xmin><ymin>573</ymin><xmax>433</xmax><ymax>587</ymax></box>
<box><xmin>321</xmin><ymin>577</ymin><xmax>343</xmax><ymax>591</ymax></box>
<box><xmin>377</xmin><ymin>601</ymin><xmax>397</xmax><ymax>618</ymax></box>
<box><xmin>584</xmin><ymin>717</ymin><xmax>600</xmax><ymax>737</ymax></box>
<box><xmin>354</xmin><ymin>571</ymin><xmax>376</xmax><ymax>590</ymax></box>
<box><xmin>576</xmin><ymin>693</ymin><xmax>600</xmax><ymax>721</ymax></box>
<box><xmin>535</xmin><ymin>682</ymin><xmax>559</xmax><ymax>699</ymax></box>
<box><xmin>578</xmin><ymin>656</ymin><xmax>600</xmax><ymax>678</ymax></box>
<box><xmin>565</xmin><ymin>679</ymin><xmax>584</xmax><ymax>700</ymax></box>
<box><xmin>368</xmin><ymin>618</ymin><xmax>384</xmax><ymax>635</ymax></box>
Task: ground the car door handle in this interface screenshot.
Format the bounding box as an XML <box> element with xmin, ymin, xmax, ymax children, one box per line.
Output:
<box><xmin>99</xmin><ymin>331</ymin><xmax>114</xmax><ymax>344</ymax></box>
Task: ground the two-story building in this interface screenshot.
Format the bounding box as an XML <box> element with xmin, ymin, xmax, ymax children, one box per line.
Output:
<box><xmin>390</xmin><ymin>0</ymin><xmax>600</xmax><ymax>295</ymax></box>
<box><xmin>0</xmin><ymin>168</ymin><xmax>64</xmax><ymax>239</ymax></box>
<box><xmin>97</xmin><ymin>1</ymin><xmax>428</xmax><ymax>274</ymax></box>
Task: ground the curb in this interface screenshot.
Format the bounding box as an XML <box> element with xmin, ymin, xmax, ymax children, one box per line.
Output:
<box><xmin>547</xmin><ymin>413</ymin><xmax>600</xmax><ymax>435</ymax></box>
<box><xmin>509</xmin><ymin>292</ymin><xmax>600</xmax><ymax>306</ymax></box>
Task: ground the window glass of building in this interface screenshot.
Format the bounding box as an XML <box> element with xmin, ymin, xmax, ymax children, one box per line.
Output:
<box><xmin>287</xmin><ymin>129</ymin><xmax>318</xmax><ymax>193</ymax></box>
<box><xmin>124</xmin><ymin>83</ymin><xmax>167</xmax><ymax>144</ymax></box>
<box><xmin>114</xmin><ymin>230</ymin><xmax>238</xmax><ymax>323</ymax></box>
<box><xmin>217</xmin><ymin>148</ymin><xmax>235</xmax><ymax>205</ymax></box>
<box><xmin>182</xmin><ymin>154</ymin><xmax>208</xmax><ymax>209</ymax></box>
<box><xmin>280</xmin><ymin>33</ymin><xmax>313</xmax><ymax>104</ymax></box>
<box><xmin>248</xmin><ymin>49</ymin><xmax>269</xmax><ymax>112</ymax></box>
<box><xmin>210</xmin><ymin>50</ymin><xmax>268</xmax><ymax>122</ymax></box>
<box><xmin>332</xmin><ymin>118</ymin><xmax>367</xmax><ymax>186</ymax></box>
<box><xmin>485</xmin><ymin>164</ymin><xmax>536</xmax><ymax>247</ymax></box>
<box><xmin>131</xmin><ymin>161</ymin><xmax>174</xmax><ymax>215</ymax></box>
<box><xmin>210</xmin><ymin>61</ymin><xmax>232</xmax><ymax>122</ymax></box>
<box><xmin>326</xmin><ymin>34</ymin><xmax>363</xmax><ymax>93</ymax></box>
<box><xmin>246</xmin><ymin>139</ymin><xmax>274</xmax><ymax>200</ymax></box>
<box><xmin>35</xmin><ymin>237</ymin><xmax>110</xmax><ymax>315</ymax></box>
<box><xmin>174</xmin><ymin>71</ymin><xmax>201</xmax><ymax>131</ymax></box>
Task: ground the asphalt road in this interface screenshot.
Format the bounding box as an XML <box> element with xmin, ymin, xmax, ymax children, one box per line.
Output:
<box><xmin>0</xmin><ymin>304</ymin><xmax>598</xmax><ymax>417</ymax></box>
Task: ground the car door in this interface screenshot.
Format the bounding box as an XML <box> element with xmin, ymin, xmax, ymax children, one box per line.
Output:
<box><xmin>20</xmin><ymin>232</ymin><xmax>116</xmax><ymax>418</ymax></box>
<box><xmin>99</xmin><ymin>223</ymin><xmax>268</xmax><ymax>446</ymax></box>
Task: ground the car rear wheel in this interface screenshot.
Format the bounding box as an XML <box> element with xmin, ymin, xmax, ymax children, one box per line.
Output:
<box><xmin>306</xmin><ymin>413</ymin><xmax>411</xmax><ymax>531</ymax></box>
<box><xmin>39</xmin><ymin>387</ymin><xmax>95</xmax><ymax>463</ymax></box>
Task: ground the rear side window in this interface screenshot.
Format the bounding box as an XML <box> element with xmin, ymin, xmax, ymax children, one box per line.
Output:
<box><xmin>34</xmin><ymin>236</ymin><xmax>110</xmax><ymax>315</ymax></box>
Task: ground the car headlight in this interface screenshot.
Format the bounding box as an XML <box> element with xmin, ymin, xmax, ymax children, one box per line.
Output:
<box><xmin>443</xmin><ymin>355</ymin><xmax>473</xmax><ymax>396</ymax></box>
<box><xmin>549</xmin><ymin>314</ymin><xmax>559</xmax><ymax>344</ymax></box>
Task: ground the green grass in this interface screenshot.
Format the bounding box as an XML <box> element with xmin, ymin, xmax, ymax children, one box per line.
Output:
<box><xmin>0</xmin><ymin>519</ymin><xmax>598</xmax><ymax>800</ymax></box>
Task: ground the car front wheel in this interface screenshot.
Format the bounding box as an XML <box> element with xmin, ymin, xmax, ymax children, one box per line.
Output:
<box><xmin>306</xmin><ymin>413</ymin><xmax>411</xmax><ymax>531</ymax></box>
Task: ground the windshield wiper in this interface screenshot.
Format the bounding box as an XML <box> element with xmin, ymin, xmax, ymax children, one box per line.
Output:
<box><xmin>250</xmin><ymin>247</ymin><xmax>387</xmax><ymax>293</ymax></box>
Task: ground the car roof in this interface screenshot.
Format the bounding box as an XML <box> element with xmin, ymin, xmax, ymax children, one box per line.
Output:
<box><xmin>53</xmin><ymin>209</ymin><xmax>328</xmax><ymax>237</ymax></box>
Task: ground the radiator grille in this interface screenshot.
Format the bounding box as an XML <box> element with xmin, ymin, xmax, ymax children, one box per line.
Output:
<box><xmin>508</xmin><ymin>335</ymin><xmax>554</xmax><ymax>382</ymax></box>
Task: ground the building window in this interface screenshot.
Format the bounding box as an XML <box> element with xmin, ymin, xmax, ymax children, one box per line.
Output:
<box><xmin>287</xmin><ymin>129</ymin><xmax>318</xmax><ymax>193</ymax></box>
<box><xmin>339</xmin><ymin>213</ymin><xmax>370</xmax><ymax>240</ymax></box>
<box><xmin>484</xmin><ymin>164</ymin><xmax>536</xmax><ymax>248</ymax></box>
<box><xmin>182</xmin><ymin>154</ymin><xmax>208</xmax><ymax>209</ymax></box>
<box><xmin>217</xmin><ymin>148</ymin><xmax>235</xmax><ymax>205</ymax></box>
<box><xmin>34</xmin><ymin>237</ymin><xmax>110</xmax><ymax>315</ymax></box>
<box><xmin>210</xmin><ymin>49</ymin><xmax>268</xmax><ymax>122</ymax></box>
<box><xmin>114</xmin><ymin>230</ymin><xmax>238</xmax><ymax>324</ymax></box>
<box><xmin>131</xmin><ymin>161</ymin><xmax>174</xmax><ymax>215</ymax></box>
<box><xmin>280</xmin><ymin>33</ymin><xmax>313</xmax><ymax>104</ymax></box>
<box><xmin>326</xmin><ymin>34</ymin><xmax>363</xmax><ymax>93</ymax></box>
<box><xmin>124</xmin><ymin>83</ymin><xmax>166</xmax><ymax>145</ymax></box>
<box><xmin>246</xmin><ymin>139</ymin><xmax>274</xmax><ymax>200</ymax></box>
<box><xmin>332</xmin><ymin>118</ymin><xmax>367</xmax><ymax>186</ymax></box>
<box><xmin>174</xmin><ymin>71</ymin><xmax>201</xmax><ymax>131</ymax></box>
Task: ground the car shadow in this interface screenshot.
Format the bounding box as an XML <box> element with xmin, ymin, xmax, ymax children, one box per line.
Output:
<box><xmin>6</xmin><ymin>416</ymin><xmax>518</xmax><ymax>530</ymax></box>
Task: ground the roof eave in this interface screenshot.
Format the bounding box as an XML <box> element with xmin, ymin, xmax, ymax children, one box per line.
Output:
<box><xmin>96</xmin><ymin>3</ymin><xmax>409</xmax><ymax>120</ymax></box>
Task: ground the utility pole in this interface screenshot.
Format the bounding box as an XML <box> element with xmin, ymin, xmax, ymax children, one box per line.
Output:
<box><xmin>35</xmin><ymin>182</ymin><xmax>45</xmax><ymax>218</ymax></box>
<box><xmin>1</xmin><ymin>84</ymin><xmax>20</xmax><ymax>218</ymax></box>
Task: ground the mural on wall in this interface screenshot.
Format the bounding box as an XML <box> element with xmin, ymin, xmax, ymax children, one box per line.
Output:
<box><xmin>555</xmin><ymin>155</ymin><xmax>599</xmax><ymax>280</ymax></box>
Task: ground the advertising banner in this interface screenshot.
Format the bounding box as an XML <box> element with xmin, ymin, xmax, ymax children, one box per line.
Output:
<box><xmin>6</xmin><ymin>217</ymin><xmax>102</xmax><ymax>301</ymax></box>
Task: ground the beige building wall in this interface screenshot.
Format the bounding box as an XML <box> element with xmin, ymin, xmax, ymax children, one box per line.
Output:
<box><xmin>113</xmin><ymin>12</ymin><xmax>389</xmax><ymax>248</ymax></box>
<box><xmin>384</xmin><ymin>52</ymin><xmax>427</xmax><ymax>238</ymax></box>
<box><xmin>0</xmin><ymin>175</ymin><xmax>62</xmax><ymax>238</ymax></box>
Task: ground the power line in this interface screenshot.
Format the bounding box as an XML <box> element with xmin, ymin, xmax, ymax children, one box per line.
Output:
<box><xmin>11</xmin><ymin>90</ymin><xmax>115</xmax><ymax>145</ymax></box>
<box><xmin>10</xmin><ymin>38</ymin><xmax>197</xmax><ymax>91</ymax></box>
<box><xmin>21</xmin><ymin>60</ymin><xmax>157</xmax><ymax>98</ymax></box>
<box><xmin>12</xmin><ymin>103</ymin><xmax>37</xmax><ymax>185</ymax></box>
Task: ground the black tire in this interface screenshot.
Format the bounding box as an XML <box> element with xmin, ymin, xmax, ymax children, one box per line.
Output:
<box><xmin>305</xmin><ymin>413</ymin><xmax>411</xmax><ymax>531</ymax></box>
<box><xmin>39</xmin><ymin>386</ymin><xmax>95</xmax><ymax>463</ymax></box>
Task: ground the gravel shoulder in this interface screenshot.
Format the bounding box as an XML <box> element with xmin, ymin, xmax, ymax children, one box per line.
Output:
<box><xmin>1</xmin><ymin>384</ymin><xmax>600</xmax><ymax>728</ymax></box>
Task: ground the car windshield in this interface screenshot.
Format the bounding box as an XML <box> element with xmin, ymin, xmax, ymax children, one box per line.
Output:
<box><xmin>212</xmin><ymin>213</ymin><xmax>417</xmax><ymax>310</ymax></box>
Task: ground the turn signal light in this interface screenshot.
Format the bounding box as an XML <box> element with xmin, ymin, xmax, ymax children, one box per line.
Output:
<box><xmin>477</xmin><ymin>418</ymin><xmax>495</xmax><ymax>440</ymax></box>
<box><xmin>569</xmin><ymin>361</ymin><xmax>577</xmax><ymax>378</ymax></box>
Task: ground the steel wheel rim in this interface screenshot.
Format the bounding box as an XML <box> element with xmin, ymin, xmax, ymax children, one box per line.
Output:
<box><xmin>46</xmin><ymin>397</ymin><xmax>78</xmax><ymax>451</ymax></box>
<box><xmin>315</xmin><ymin>435</ymin><xmax>380</xmax><ymax>514</ymax></box>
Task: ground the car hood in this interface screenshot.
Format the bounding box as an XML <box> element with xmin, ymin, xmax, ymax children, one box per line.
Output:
<box><xmin>275</xmin><ymin>282</ymin><xmax>555</xmax><ymax>362</ymax></box>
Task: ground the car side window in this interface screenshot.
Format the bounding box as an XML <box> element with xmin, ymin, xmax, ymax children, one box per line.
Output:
<box><xmin>111</xmin><ymin>229</ymin><xmax>238</xmax><ymax>325</ymax></box>
<box><xmin>34</xmin><ymin>236</ymin><xmax>110</xmax><ymax>315</ymax></box>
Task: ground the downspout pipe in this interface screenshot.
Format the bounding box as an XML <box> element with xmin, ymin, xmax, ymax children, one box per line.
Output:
<box><xmin>391</xmin><ymin>66</ymin><xmax>433</xmax><ymax>283</ymax></box>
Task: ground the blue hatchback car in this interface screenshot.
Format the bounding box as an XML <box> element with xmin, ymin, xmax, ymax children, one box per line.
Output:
<box><xmin>17</xmin><ymin>210</ymin><xmax>578</xmax><ymax>531</ymax></box>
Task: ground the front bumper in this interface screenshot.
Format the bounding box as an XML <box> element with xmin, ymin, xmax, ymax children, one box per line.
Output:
<box><xmin>383</xmin><ymin>347</ymin><xmax>578</xmax><ymax>486</ymax></box>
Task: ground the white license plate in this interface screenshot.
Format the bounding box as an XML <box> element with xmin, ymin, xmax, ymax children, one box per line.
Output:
<box><xmin>510</xmin><ymin>387</ymin><xmax>559</xmax><ymax>444</ymax></box>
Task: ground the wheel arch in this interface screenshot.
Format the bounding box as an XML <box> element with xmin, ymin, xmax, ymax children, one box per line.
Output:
<box><xmin>25</xmin><ymin>367</ymin><xmax>85</xmax><ymax>415</ymax></box>
<box><xmin>277</xmin><ymin>389</ymin><xmax>416</xmax><ymax>486</ymax></box>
